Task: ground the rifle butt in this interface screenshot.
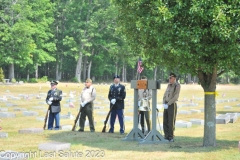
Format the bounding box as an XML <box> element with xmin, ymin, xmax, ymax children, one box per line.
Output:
<box><xmin>72</xmin><ymin>107</ymin><xmax>82</xmax><ymax>131</ymax></box>
<box><xmin>102</xmin><ymin>126</ymin><xmax>106</xmax><ymax>133</ymax></box>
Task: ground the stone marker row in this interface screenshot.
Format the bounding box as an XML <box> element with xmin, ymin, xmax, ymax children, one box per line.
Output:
<box><xmin>0</xmin><ymin>132</ymin><xmax>8</xmax><ymax>138</ymax></box>
<box><xmin>216</xmin><ymin>113</ymin><xmax>238</xmax><ymax>124</ymax></box>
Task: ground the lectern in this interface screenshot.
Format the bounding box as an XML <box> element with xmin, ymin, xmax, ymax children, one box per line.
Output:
<box><xmin>122</xmin><ymin>80</ymin><xmax>168</xmax><ymax>144</ymax></box>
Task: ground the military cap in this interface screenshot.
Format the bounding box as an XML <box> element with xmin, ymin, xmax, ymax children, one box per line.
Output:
<box><xmin>113</xmin><ymin>75</ymin><xmax>120</xmax><ymax>79</ymax></box>
<box><xmin>169</xmin><ymin>73</ymin><xmax>177</xmax><ymax>78</ymax></box>
<box><xmin>85</xmin><ymin>78</ymin><xmax>92</xmax><ymax>83</ymax></box>
<box><xmin>50</xmin><ymin>80</ymin><xmax>58</xmax><ymax>85</ymax></box>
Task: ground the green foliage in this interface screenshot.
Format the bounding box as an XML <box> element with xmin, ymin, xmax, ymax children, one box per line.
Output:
<box><xmin>113</xmin><ymin>0</ymin><xmax>240</xmax><ymax>146</ymax></box>
<box><xmin>11</xmin><ymin>78</ymin><xmax>16</xmax><ymax>83</ymax></box>
<box><xmin>18</xmin><ymin>78</ymin><xmax>28</xmax><ymax>83</ymax></box>
<box><xmin>0</xmin><ymin>67</ymin><xmax>4</xmax><ymax>82</ymax></box>
<box><xmin>71</xmin><ymin>77</ymin><xmax>79</xmax><ymax>83</ymax></box>
<box><xmin>37</xmin><ymin>76</ymin><xmax>48</xmax><ymax>83</ymax></box>
<box><xmin>29</xmin><ymin>78</ymin><xmax>38</xmax><ymax>83</ymax></box>
<box><xmin>114</xmin><ymin>0</ymin><xmax>240</xmax><ymax>76</ymax></box>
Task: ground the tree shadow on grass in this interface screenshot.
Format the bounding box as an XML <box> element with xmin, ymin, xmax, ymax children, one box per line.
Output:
<box><xmin>217</xmin><ymin>111</ymin><xmax>239</xmax><ymax>114</ymax></box>
<box><xmin>47</xmin><ymin>130</ymin><xmax>238</xmax><ymax>153</ymax></box>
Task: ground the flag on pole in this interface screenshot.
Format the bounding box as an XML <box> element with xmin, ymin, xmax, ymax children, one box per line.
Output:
<box><xmin>137</xmin><ymin>58</ymin><xmax>144</xmax><ymax>73</ymax></box>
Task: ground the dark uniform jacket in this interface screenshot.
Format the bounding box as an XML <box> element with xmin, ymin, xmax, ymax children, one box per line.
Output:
<box><xmin>108</xmin><ymin>83</ymin><xmax>126</xmax><ymax>110</ymax></box>
<box><xmin>46</xmin><ymin>88</ymin><xmax>62</xmax><ymax>113</ymax></box>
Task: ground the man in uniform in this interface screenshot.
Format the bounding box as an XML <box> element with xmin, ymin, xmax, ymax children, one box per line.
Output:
<box><xmin>163</xmin><ymin>73</ymin><xmax>181</xmax><ymax>142</ymax></box>
<box><xmin>78</xmin><ymin>78</ymin><xmax>96</xmax><ymax>132</ymax></box>
<box><xmin>108</xmin><ymin>75</ymin><xmax>126</xmax><ymax>134</ymax></box>
<box><xmin>138</xmin><ymin>76</ymin><xmax>152</xmax><ymax>135</ymax></box>
<box><xmin>46</xmin><ymin>80</ymin><xmax>62</xmax><ymax>130</ymax></box>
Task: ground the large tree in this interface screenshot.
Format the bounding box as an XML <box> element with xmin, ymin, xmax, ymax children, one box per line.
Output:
<box><xmin>0</xmin><ymin>0</ymin><xmax>35</xmax><ymax>81</ymax></box>
<box><xmin>114</xmin><ymin>0</ymin><xmax>240</xmax><ymax>146</ymax></box>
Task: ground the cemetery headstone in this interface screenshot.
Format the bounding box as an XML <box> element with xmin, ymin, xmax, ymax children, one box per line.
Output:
<box><xmin>60</xmin><ymin>125</ymin><xmax>72</xmax><ymax>130</ymax></box>
<box><xmin>14</xmin><ymin>108</ymin><xmax>27</xmax><ymax>111</ymax></box>
<box><xmin>0</xmin><ymin>132</ymin><xmax>8</xmax><ymax>138</ymax></box>
<box><xmin>225</xmin><ymin>113</ymin><xmax>238</xmax><ymax>123</ymax></box>
<box><xmin>18</xmin><ymin>128</ymin><xmax>44</xmax><ymax>134</ymax></box>
<box><xmin>175</xmin><ymin>120</ymin><xmax>192</xmax><ymax>128</ymax></box>
<box><xmin>38</xmin><ymin>142</ymin><xmax>71</xmax><ymax>151</ymax></box>
<box><xmin>0</xmin><ymin>108</ymin><xmax>8</xmax><ymax>112</ymax></box>
<box><xmin>190</xmin><ymin>119</ymin><xmax>204</xmax><ymax>125</ymax></box>
<box><xmin>224</xmin><ymin>106</ymin><xmax>232</xmax><ymax>110</ymax></box>
<box><xmin>216</xmin><ymin>114</ymin><xmax>230</xmax><ymax>124</ymax></box>
<box><xmin>22</xmin><ymin>111</ymin><xmax>38</xmax><ymax>116</ymax></box>
<box><xmin>0</xmin><ymin>112</ymin><xmax>16</xmax><ymax>118</ymax></box>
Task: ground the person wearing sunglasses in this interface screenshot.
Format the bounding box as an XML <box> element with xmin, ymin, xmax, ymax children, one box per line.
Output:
<box><xmin>163</xmin><ymin>73</ymin><xmax>181</xmax><ymax>142</ymax></box>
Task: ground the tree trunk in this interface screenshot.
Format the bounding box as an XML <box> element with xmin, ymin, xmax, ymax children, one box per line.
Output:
<box><xmin>124</xmin><ymin>67</ymin><xmax>127</xmax><ymax>82</ymax></box>
<box><xmin>8</xmin><ymin>63</ymin><xmax>14</xmax><ymax>81</ymax></box>
<box><xmin>56</xmin><ymin>55</ymin><xmax>63</xmax><ymax>81</ymax></box>
<box><xmin>132</xmin><ymin>68</ymin><xmax>135</xmax><ymax>80</ymax></box>
<box><xmin>75</xmin><ymin>45</ymin><xmax>84</xmax><ymax>82</ymax></box>
<box><xmin>87</xmin><ymin>60</ymin><xmax>92</xmax><ymax>79</ymax></box>
<box><xmin>27</xmin><ymin>69</ymin><xmax>29</xmax><ymax>81</ymax></box>
<box><xmin>188</xmin><ymin>73</ymin><xmax>191</xmax><ymax>83</ymax></box>
<box><xmin>162</xmin><ymin>69</ymin><xmax>164</xmax><ymax>82</ymax></box>
<box><xmin>35</xmin><ymin>63</ymin><xmax>38</xmax><ymax>79</ymax></box>
<box><xmin>198</xmin><ymin>65</ymin><xmax>217</xmax><ymax>147</ymax></box>
<box><xmin>122</xmin><ymin>64</ymin><xmax>125</xmax><ymax>82</ymax></box>
<box><xmin>83</xmin><ymin>56</ymin><xmax>88</xmax><ymax>81</ymax></box>
<box><xmin>154</xmin><ymin>67</ymin><xmax>157</xmax><ymax>80</ymax></box>
<box><xmin>115</xmin><ymin>62</ymin><xmax>118</xmax><ymax>75</ymax></box>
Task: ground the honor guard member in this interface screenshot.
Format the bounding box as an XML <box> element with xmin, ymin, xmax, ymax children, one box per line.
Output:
<box><xmin>46</xmin><ymin>81</ymin><xmax>62</xmax><ymax>130</ymax></box>
<box><xmin>108</xmin><ymin>75</ymin><xmax>126</xmax><ymax>134</ymax></box>
<box><xmin>78</xmin><ymin>78</ymin><xmax>96</xmax><ymax>132</ymax></box>
<box><xmin>163</xmin><ymin>73</ymin><xmax>181</xmax><ymax>142</ymax></box>
<box><xmin>138</xmin><ymin>76</ymin><xmax>152</xmax><ymax>135</ymax></box>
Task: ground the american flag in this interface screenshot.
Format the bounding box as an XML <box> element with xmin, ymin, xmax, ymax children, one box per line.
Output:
<box><xmin>137</xmin><ymin>58</ymin><xmax>144</xmax><ymax>73</ymax></box>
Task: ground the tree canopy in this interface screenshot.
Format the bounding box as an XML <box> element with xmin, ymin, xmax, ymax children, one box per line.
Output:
<box><xmin>113</xmin><ymin>0</ymin><xmax>240</xmax><ymax>146</ymax></box>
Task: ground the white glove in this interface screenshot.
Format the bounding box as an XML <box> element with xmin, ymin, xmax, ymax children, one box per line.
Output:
<box><xmin>49</xmin><ymin>97</ymin><xmax>53</xmax><ymax>101</ymax></box>
<box><xmin>138</xmin><ymin>101</ymin><xmax>141</xmax><ymax>107</ymax></box>
<box><xmin>163</xmin><ymin>104</ymin><xmax>168</xmax><ymax>109</ymax></box>
<box><xmin>111</xmin><ymin>99</ymin><xmax>116</xmax><ymax>104</ymax></box>
<box><xmin>47</xmin><ymin>100</ymin><xmax>52</xmax><ymax>105</ymax></box>
<box><xmin>81</xmin><ymin>102</ymin><xmax>86</xmax><ymax>107</ymax></box>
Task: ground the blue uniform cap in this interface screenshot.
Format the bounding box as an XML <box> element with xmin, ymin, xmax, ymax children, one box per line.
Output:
<box><xmin>113</xmin><ymin>75</ymin><xmax>120</xmax><ymax>79</ymax></box>
<box><xmin>50</xmin><ymin>80</ymin><xmax>58</xmax><ymax>85</ymax></box>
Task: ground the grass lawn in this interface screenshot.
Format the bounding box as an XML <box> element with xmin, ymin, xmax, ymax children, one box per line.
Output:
<box><xmin>0</xmin><ymin>82</ymin><xmax>240</xmax><ymax>160</ymax></box>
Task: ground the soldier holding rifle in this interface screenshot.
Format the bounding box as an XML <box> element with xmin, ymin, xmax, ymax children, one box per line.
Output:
<box><xmin>45</xmin><ymin>81</ymin><xmax>62</xmax><ymax>130</ymax></box>
<box><xmin>108</xmin><ymin>75</ymin><xmax>126</xmax><ymax>134</ymax></box>
<box><xmin>78</xmin><ymin>78</ymin><xmax>96</xmax><ymax>132</ymax></box>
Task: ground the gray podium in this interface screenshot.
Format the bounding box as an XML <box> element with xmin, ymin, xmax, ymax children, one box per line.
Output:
<box><xmin>122</xmin><ymin>80</ymin><xmax>168</xmax><ymax>144</ymax></box>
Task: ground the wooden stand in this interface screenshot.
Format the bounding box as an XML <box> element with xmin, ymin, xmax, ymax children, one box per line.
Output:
<box><xmin>122</xmin><ymin>80</ymin><xmax>168</xmax><ymax>144</ymax></box>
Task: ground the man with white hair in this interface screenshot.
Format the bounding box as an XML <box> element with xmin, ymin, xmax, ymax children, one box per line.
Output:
<box><xmin>78</xmin><ymin>78</ymin><xmax>96</xmax><ymax>132</ymax></box>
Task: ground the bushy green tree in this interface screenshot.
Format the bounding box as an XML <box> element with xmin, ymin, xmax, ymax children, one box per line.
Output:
<box><xmin>114</xmin><ymin>0</ymin><xmax>240</xmax><ymax>146</ymax></box>
<box><xmin>0</xmin><ymin>67</ymin><xmax>4</xmax><ymax>82</ymax></box>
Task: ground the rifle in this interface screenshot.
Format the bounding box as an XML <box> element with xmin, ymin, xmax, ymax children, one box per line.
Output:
<box><xmin>102</xmin><ymin>104</ymin><xmax>113</xmax><ymax>132</ymax></box>
<box><xmin>72</xmin><ymin>106</ymin><xmax>83</xmax><ymax>131</ymax></box>
<box><xmin>43</xmin><ymin>105</ymin><xmax>50</xmax><ymax>130</ymax></box>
